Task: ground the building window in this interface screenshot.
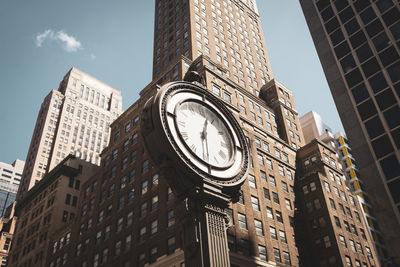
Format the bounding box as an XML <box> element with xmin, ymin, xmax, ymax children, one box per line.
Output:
<box><xmin>139</xmin><ymin>226</ymin><xmax>146</xmax><ymax>242</ymax></box>
<box><xmin>269</xmin><ymin>175</ymin><xmax>276</xmax><ymax>187</ymax></box>
<box><xmin>345</xmin><ymin>256</ymin><xmax>353</xmax><ymax>267</ymax></box>
<box><xmin>251</xmin><ymin>196</ymin><xmax>260</xmax><ymax>211</ymax></box>
<box><xmin>223</xmin><ymin>91</ymin><xmax>232</xmax><ymax>103</ymax></box>
<box><xmin>272</xmin><ymin>192</ymin><xmax>279</xmax><ymax>204</ymax></box>
<box><xmin>263</xmin><ymin>188</ymin><xmax>270</xmax><ymax>200</ymax></box>
<box><xmin>285</xmin><ymin>199</ymin><xmax>292</xmax><ymax>210</ymax></box>
<box><xmin>258</xmin><ymin>245</ymin><xmax>267</xmax><ymax>261</ymax></box>
<box><xmin>254</xmin><ymin>219</ymin><xmax>264</xmax><ymax>235</ymax></box>
<box><xmin>151</xmin><ymin>220</ymin><xmax>158</xmax><ymax>234</ymax></box>
<box><xmin>167</xmin><ymin>237</ymin><xmax>176</xmax><ymax>255</ymax></box>
<box><xmin>167</xmin><ymin>210</ymin><xmax>175</xmax><ymax>227</ymax></box>
<box><xmin>142</xmin><ymin>160</ymin><xmax>149</xmax><ymax>173</ymax></box>
<box><xmin>279</xmin><ymin>230</ymin><xmax>287</xmax><ymax>243</ymax></box>
<box><xmin>339</xmin><ymin>235</ymin><xmax>347</xmax><ymax>247</ymax></box>
<box><xmin>141</xmin><ymin>180</ymin><xmax>148</xmax><ymax>195</ymax></box>
<box><xmin>150</xmin><ymin>246</ymin><xmax>158</xmax><ymax>263</ymax></box>
<box><xmin>132</xmin><ymin>132</ymin><xmax>138</xmax><ymax>144</ymax></box>
<box><xmin>273</xmin><ymin>248</ymin><xmax>281</xmax><ymax>262</ymax></box>
<box><xmin>270</xmin><ymin>226</ymin><xmax>277</xmax><ymax>239</ymax></box>
<box><xmin>140</xmin><ymin>202</ymin><xmax>147</xmax><ymax>217</ymax></box>
<box><xmin>283</xmin><ymin>251</ymin><xmax>291</xmax><ymax>264</ymax></box>
<box><xmin>248</xmin><ymin>174</ymin><xmax>256</xmax><ymax>188</ymax></box>
<box><xmin>151</xmin><ymin>195</ymin><xmax>159</xmax><ymax>210</ymax></box>
<box><xmin>238</xmin><ymin>213</ymin><xmax>247</xmax><ymax>230</ymax></box>
<box><xmin>266</xmin><ymin>158</ymin><xmax>273</xmax><ymax>169</ymax></box>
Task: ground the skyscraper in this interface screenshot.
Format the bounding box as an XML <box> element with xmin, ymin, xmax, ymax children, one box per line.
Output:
<box><xmin>0</xmin><ymin>159</ymin><xmax>24</xmax><ymax>216</ymax></box>
<box><xmin>17</xmin><ymin>67</ymin><xmax>122</xmax><ymax>200</ymax></box>
<box><xmin>152</xmin><ymin>0</ymin><xmax>272</xmax><ymax>96</ymax></box>
<box><xmin>295</xmin><ymin>139</ymin><xmax>378</xmax><ymax>267</ymax></box>
<box><xmin>299</xmin><ymin>0</ymin><xmax>400</xmax><ymax>264</ymax></box>
<box><xmin>300</xmin><ymin>111</ymin><xmax>386</xmax><ymax>263</ymax></box>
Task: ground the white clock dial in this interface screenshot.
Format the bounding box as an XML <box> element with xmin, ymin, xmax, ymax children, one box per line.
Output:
<box><xmin>176</xmin><ymin>101</ymin><xmax>234</xmax><ymax>167</ymax></box>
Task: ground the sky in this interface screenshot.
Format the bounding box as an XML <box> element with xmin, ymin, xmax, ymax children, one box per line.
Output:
<box><xmin>0</xmin><ymin>0</ymin><xmax>343</xmax><ymax>164</ymax></box>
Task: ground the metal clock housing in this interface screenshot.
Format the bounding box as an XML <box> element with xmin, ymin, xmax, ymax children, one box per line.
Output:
<box><xmin>141</xmin><ymin>81</ymin><xmax>249</xmax><ymax>193</ymax></box>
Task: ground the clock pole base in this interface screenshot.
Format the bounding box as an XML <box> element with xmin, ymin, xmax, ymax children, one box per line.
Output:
<box><xmin>177</xmin><ymin>189</ymin><xmax>231</xmax><ymax>267</ymax></box>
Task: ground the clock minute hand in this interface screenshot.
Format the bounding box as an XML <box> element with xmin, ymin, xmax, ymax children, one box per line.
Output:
<box><xmin>202</xmin><ymin>119</ymin><xmax>210</xmax><ymax>161</ymax></box>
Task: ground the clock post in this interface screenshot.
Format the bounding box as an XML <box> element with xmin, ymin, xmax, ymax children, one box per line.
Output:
<box><xmin>141</xmin><ymin>79</ymin><xmax>249</xmax><ymax>267</ymax></box>
<box><xmin>175</xmin><ymin>183</ymin><xmax>233</xmax><ymax>266</ymax></box>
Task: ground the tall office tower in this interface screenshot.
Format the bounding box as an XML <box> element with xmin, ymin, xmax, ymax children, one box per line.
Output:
<box><xmin>32</xmin><ymin>1</ymin><xmax>305</xmax><ymax>266</ymax></box>
<box><xmin>0</xmin><ymin>159</ymin><xmax>24</xmax><ymax>216</ymax></box>
<box><xmin>9</xmin><ymin>156</ymin><xmax>99</xmax><ymax>267</ymax></box>
<box><xmin>295</xmin><ymin>139</ymin><xmax>379</xmax><ymax>267</ymax></box>
<box><xmin>17</xmin><ymin>67</ymin><xmax>122</xmax><ymax>200</ymax></box>
<box><xmin>0</xmin><ymin>159</ymin><xmax>24</xmax><ymax>265</ymax></box>
<box><xmin>300</xmin><ymin>111</ymin><xmax>386</xmax><ymax>263</ymax></box>
<box><xmin>299</xmin><ymin>0</ymin><xmax>400</xmax><ymax>263</ymax></box>
<box><xmin>153</xmin><ymin>0</ymin><xmax>273</xmax><ymax>96</ymax></box>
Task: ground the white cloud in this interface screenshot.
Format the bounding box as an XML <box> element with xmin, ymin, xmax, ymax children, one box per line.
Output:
<box><xmin>35</xmin><ymin>29</ymin><xmax>52</xmax><ymax>47</ymax></box>
<box><xmin>34</xmin><ymin>29</ymin><xmax>82</xmax><ymax>52</ymax></box>
<box><xmin>90</xmin><ymin>53</ymin><xmax>96</xmax><ymax>60</ymax></box>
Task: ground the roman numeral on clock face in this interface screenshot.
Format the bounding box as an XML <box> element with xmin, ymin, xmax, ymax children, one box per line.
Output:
<box><xmin>181</xmin><ymin>132</ymin><xmax>189</xmax><ymax>140</ymax></box>
<box><xmin>190</xmin><ymin>144</ymin><xmax>197</xmax><ymax>153</ymax></box>
<box><xmin>221</xmin><ymin>141</ymin><xmax>228</xmax><ymax>148</ymax></box>
<box><xmin>177</xmin><ymin>120</ymin><xmax>186</xmax><ymax>128</ymax></box>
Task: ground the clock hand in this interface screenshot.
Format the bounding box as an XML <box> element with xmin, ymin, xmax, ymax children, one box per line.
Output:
<box><xmin>203</xmin><ymin>119</ymin><xmax>210</xmax><ymax>161</ymax></box>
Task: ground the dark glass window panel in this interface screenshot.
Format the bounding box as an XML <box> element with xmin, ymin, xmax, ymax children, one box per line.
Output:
<box><xmin>351</xmin><ymin>83</ymin><xmax>370</xmax><ymax>103</ymax></box>
<box><xmin>345</xmin><ymin>18</ymin><xmax>360</xmax><ymax>36</ymax></box>
<box><xmin>334</xmin><ymin>41</ymin><xmax>351</xmax><ymax>59</ymax></box>
<box><xmin>356</xmin><ymin>43</ymin><xmax>373</xmax><ymax>63</ymax></box>
<box><xmin>376</xmin><ymin>0</ymin><xmax>395</xmax><ymax>13</ymax></box>
<box><xmin>396</xmin><ymin>83</ymin><xmax>400</xmax><ymax>98</ymax></box>
<box><xmin>382</xmin><ymin>7</ymin><xmax>400</xmax><ymax>27</ymax></box>
<box><xmin>350</xmin><ymin>30</ymin><xmax>367</xmax><ymax>49</ymax></box>
<box><xmin>325</xmin><ymin>17</ymin><xmax>340</xmax><ymax>34</ymax></box>
<box><xmin>335</xmin><ymin>0</ymin><xmax>349</xmax><ymax>12</ymax></box>
<box><xmin>371</xmin><ymin>135</ymin><xmax>394</xmax><ymax>158</ymax></box>
<box><xmin>391</xmin><ymin>128</ymin><xmax>400</xmax><ymax>149</ymax></box>
<box><xmin>362</xmin><ymin>58</ymin><xmax>381</xmax><ymax>77</ymax></box>
<box><xmin>388</xmin><ymin>178</ymin><xmax>400</xmax><ymax>203</ymax></box>
<box><xmin>389</xmin><ymin>21</ymin><xmax>400</xmax><ymax>40</ymax></box>
<box><xmin>339</xmin><ymin>6</ymin><xmax>355</xmax><ymax>24</ymax></box>
<box><xmin>365</xmin><ymin>116</ymin><xmax>385</xmax><ymax>139</ymax></box>
<box><xmin>345</xmin><ymin>68</ymin><xmax>363</xmax><ymax>88</ymax></box>
<box><xmin>330</xmin><ymin>29</ymin><xmax>345</xmax><ymax>46</ymax></box>
<box><xmin>366</xmin><ymin>19</ymin><xmax>384</xmax><ymax>38</ymax></box>
<box><xmin>340</xmin><ymin>54</ymin><xmax>357</xmax><ymax>73</ymax></box>
<box><xmin>384</xmin><ymin>106</ymin><xmax>400</xmax><ymax>129</ymax></box>
<box><xmin>369</xmin><ymin>72</ymin><xmax>388</xmax><ymax>93</ymax></box>
<box><xmin>373</xmin><ymin>31</ymin><xmax>391</xmax><ymax>51</ymax></box>
<box><xmin>321</xmin><ymin>6</ymin><xmax>335</xmax><ymax>22</ymax></box>
<box><xmin>357</xmin><ymin>99</ymin><xmax>378</xmax><ymax>120</ymax></box>
<box><xmin>379</xmin><ymin>46</ymin><xmax>399</xmax><ymax>67</ymax></box>
<box><xmin>317</xmin><ymin>0</ymin><xmax>330</xmax><ymax>12</ymax></box>
<box><xmin>375</xmin><ymin>89</ymin><xmax>397</xmax><ymax>110</ymax></box>
<box><xmin>353</xmin><ymin>0</ymin><xmax>370</xmax><ymax>13</ymax></box>
<box><xmin>360</xmin><ymin>7</ymin><xmax>377</xmax><ymax>25</ymax></box>
<box><xmin>387</xmin><ymin>61</ymin><xmax>400</xmax><ymax>83</ymax></box>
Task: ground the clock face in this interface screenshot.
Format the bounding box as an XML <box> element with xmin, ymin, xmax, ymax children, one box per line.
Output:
<box><xmin>175</xmin><ymin>101</ymin><xmax>234</xmax><ymax>167</ymax></box>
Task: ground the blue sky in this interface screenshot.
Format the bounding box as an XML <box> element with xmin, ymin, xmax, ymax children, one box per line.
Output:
<box><xmin>0</xmin><ymin>0</ymin><xmax>343</xmax><ymax>164</ymax></box>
